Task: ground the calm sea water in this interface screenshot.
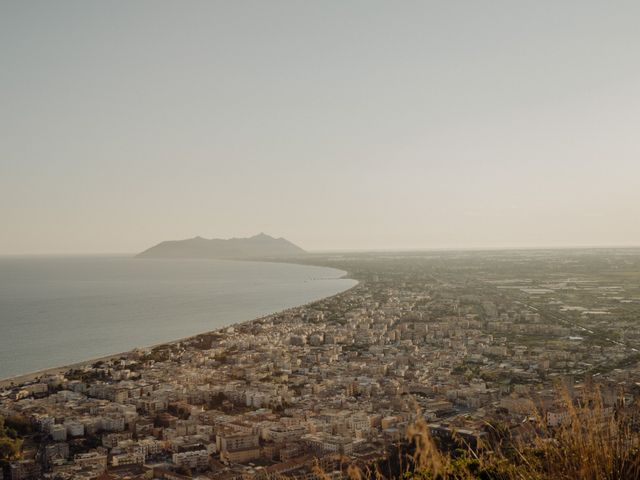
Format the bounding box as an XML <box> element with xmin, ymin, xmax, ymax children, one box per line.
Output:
<box><xmin>0</xmin><ymin>256</ymin><xmax>356</xmax><ymax>379</ymax></box>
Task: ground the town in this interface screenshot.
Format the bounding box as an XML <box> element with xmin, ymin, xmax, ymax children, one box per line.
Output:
<box><xmin>2</xmin><ymin>248</ymin><xmax>640</xmax><ymax>480</ymax></box>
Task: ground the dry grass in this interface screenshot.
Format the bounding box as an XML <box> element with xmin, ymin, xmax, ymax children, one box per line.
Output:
<box><xmin>295</xmin><ymin>385</ymin><xmax>640</xmax><ymax>480</ymax></box>
<box><xmin>510</xmin><ymin>385</ymin><xmax>640</xmax><ymax>480</ymax></box>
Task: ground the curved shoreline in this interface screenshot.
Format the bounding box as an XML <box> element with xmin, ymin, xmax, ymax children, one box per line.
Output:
<box><xmin>0</xmin><ymin>264</ymin><xmax>359</xmax><ymax>389</ymax></box>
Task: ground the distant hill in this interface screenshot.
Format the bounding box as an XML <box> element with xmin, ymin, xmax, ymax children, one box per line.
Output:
<box><xmin>136</xmin><ymin>233</ymin><xmax>307</xmax><ymax>260</ymax></box>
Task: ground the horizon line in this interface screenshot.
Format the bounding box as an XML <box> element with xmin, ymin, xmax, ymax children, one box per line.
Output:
<box><xmin>2</xmin><ymin>243</ymin><xmax>640</xmax><ymax>258</ymax></box>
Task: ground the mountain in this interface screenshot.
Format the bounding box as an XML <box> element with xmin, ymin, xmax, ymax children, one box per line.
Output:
<box><xmin>136</xmin><ymin>233</ymin><xmax>307</xmax><ymax>260</ymax></box>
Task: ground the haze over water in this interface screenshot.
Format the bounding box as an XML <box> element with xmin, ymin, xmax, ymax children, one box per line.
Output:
<box><xmin>0</xmin><ymin>257</ymin><xmax>356</xmax><ymax>379</ymax></box>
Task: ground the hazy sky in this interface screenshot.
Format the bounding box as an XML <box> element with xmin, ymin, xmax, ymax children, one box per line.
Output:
<box><xmin>2</xmin><ymin>1</ymin><xmax>639</xmax><ymax>254</ymax></box>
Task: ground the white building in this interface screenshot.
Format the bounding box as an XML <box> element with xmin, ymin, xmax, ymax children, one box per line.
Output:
<box><xmin>172</xmin><ymin>449</ymin><xmax>209</xmax><ymax>470</ymax></box>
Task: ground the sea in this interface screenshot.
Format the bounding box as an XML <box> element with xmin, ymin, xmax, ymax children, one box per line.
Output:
<box><xmin>0</xmin><ymin>256</ymin><xmax>356</xmax><ymax>380</ymax></box>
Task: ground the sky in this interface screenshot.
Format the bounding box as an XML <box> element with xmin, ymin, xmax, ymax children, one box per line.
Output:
<box><xmin>1</xmin><ymin>1</ymin><xmax>640</xmax><ymax>254</ymax></box>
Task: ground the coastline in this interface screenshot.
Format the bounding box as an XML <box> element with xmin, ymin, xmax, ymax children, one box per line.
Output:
<box><xmin>0</xmin><ymin>266</ymin><xmax>359</xmax><ymax>389</ymax></box>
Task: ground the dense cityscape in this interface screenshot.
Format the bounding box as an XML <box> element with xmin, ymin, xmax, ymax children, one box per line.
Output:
<box><xmin>2</xmin><ymin>249</ymin><xmax>640</xmax><ymax>479</ymax></box>
<box><xmin>4</xmin><ymin>0</ymin><xmax>640</xmax><ymax>478</ymax></box>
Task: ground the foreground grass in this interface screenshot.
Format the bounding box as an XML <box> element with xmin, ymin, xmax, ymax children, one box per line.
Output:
<box><xmin>319</xmin><ymin>387</ymin><xmax>640</xmax><ymax>480</ymax></box>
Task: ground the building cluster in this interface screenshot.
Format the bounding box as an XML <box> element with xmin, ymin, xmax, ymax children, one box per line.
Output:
<box><xmin>2</xmin><ymin>251</ymin><xmax>640</xmax><ymax>479</ymax></box>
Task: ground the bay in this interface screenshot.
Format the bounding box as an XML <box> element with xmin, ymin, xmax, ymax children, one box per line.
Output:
<box><xmin>0</xmin><ymin>256</ymin><xmax>356</xmax><ymax>379</ymax></box>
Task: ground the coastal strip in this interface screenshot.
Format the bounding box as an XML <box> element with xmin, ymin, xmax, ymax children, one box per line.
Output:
<box><xmin>0</xmin><ymin>276</ymin><xmax>359</xmax><ymax>390</ymax></box>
